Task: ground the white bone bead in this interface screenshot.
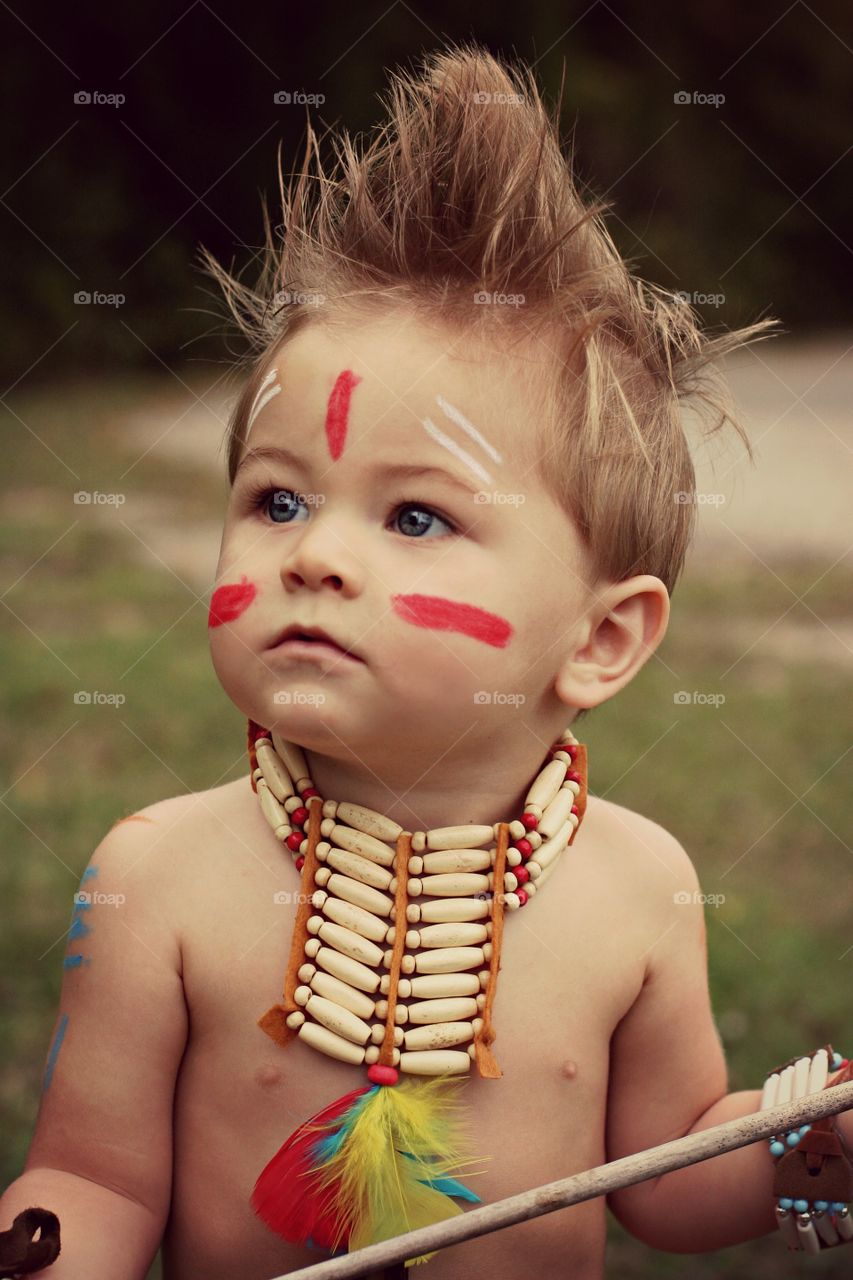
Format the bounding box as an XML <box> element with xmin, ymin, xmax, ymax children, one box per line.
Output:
<box><xmin>508</xmin><ymin>820</ymin><xmax>527</xmax><ymax>840</ymax></box>
<box><xmin>807</xmin><ymin>1048</ymin><xmax>829</xmax><ymax>1094</ymax></box>
<box><xmin>815</xmin><ymin>1211</ymin><xmax>840</xmax><ymax>1246</ymax></box>
<box><xmin>399</xmin><ymin>1049</ymin><xmax>471</xmax><ymax>1076</ymax></box>
<box><xmin>414</xmin><ymin>946</ymin><xmax>485</xmax><ymax>974</ymax></box>
<box><xmin>793</xmin><ymin>1055</ymin><xmax>811</xmax><ymax>1099</ymax></box>
<box><xmin>383</xmin><ymin>950</ymin><xmax>416</xmax><ymax>974</ymax></box>
<box><xmin>426</xmin><ymin>825</ymin><xmax>494</xmax><ymax>851</ymax></box>
<box><xmin>363</xmin><ymin>1045</ymin><xmax>401</xmax><ymax>1067</ymax></box>
<box><xmin>286</xmin><ymin>1010</ymin><xmax>305</xmax><ymax>1029</ymax></box>
<box><xmin>419</xmin><ymin>897</ymin><xmax>490</xmax><ymax>923</ymax></box>
<box><xmin>271</xmin><ymin>733</ymin><xmax>309</xmax><ymax>789</ymax></box>
<box><xmin>380</xmin><ymin>975</ymin><xmax>412</xmax><ymax>997</ymax></box>
<box><xmin>414</xmin><ymin>923</ymin><xmax>489</xmax><ymax>949</ymax></box>
<box><xmin>775</xmin><ymin>1207</ymin><xmax>799</xmax><ymax>1248</ymax></box>
<box><xmin>304</xmin><ymin>994</ymin><xmax>372</xmax><ymax>1045</ymax></box>
<box><xmin>335</xmin><ymin>802</ymin><xmax>403</xmax><ymax>843</ymax></box>
<box><xmin>255</xmin><ymin>741</ymin><xmax>294</xmax><ymax>802</ymax></box>
<box><xmin>298</xmin><ymin>963</ymin><xmax>316</xmax><ymax>983</ymax></box>
<box><xmin>795</xmin><ymin>1213</ymin><xmax>821</xmax><ymax>1254</ymax></box>
<box><xmin>315</xmin><ymin>946</ymin><xmax>380</xmax><ymax>993</ymax></box>
<box><xmin>776</xmin><ymin>1064</ymin><xmax>795</xmax><ymax>1105</ymax></box>
<box><xmin>418</xmin><ymin>873</ymin><xmax>490</xmax><ymax>897</ymax></box>
<box><xmin>326</xmin><ymin>872</ymin><xmax>395</xmax><ymax>917</ymax></box>
<box><xmin>298</xmin><ymin>1019</ymin><xmax>366</xmax><ymax>1064</ymax></box>
<box><xmin>525</xmin><ymin>860</ymin><xmax>541</xmax><ymax>880</ymax></box>
<box><xmin>256</xmin><ymin>780</ymin><xmax>290</xmax><ymax>834</ymax></box>
<box><xmin>327</xmin><ymin>825</ymin><xmax>396</xmax><ymax>867</ymax></box>
<box><xmin>760</xmin><ymin>1072</ymin><xmax>779</xmax><ymax>1111</ymax></box>
<box><xmin>321</xmin><ymin>896</ymin><xmax>389</xmax><ymax>943</ymax></box>
<box><xmin>502</xmin><ymin>892</ymin><xmax>521</xmax><ymax>910</ymax></box>
<box><xmin>538</xmin><ymin>787</ymin><xmax>575</xmax><ymax>839</ymax></box>
<box><xmin>404</xmin><ymin>1021</ymin><xmax>475</xmax><ymax>1051</ymax></box>
<box><xmin>534</xmin><ymin>820</ymin><xmax>573</xmax><ymax>871</ymax></box>
<box><xmin>505</xmin><ymin>848</ymin><xmax>522</xmax><ymax>868</ymax></box>
<box><xmin>370</xmin><ymin>1024</ymin><xmax>404</xmax><ymax>1046</ymax></box>
<box><xmin>318</xmin><ymin>920</ymin><xmax>384</xmax><ymax>967</ymax></box>
<box><xmin>326</xmin><ymin>847</ymin><xmax>393</xmax><ymax>890</ymax></box>
<box><xmin>524</xmin><ymin>759</ymin><xmax>567</xmax><ymax>811</ymax></box>
<box><xmin>421</xmin><ymin>849</ymin><xmax>492</xmax><ymax>874</ymax></box>
<box><xmin>407</xmin><ymin>997</ymin><xmax>479</xmax><ymax>1025</ymax></box>
<box><xmin>409</xmin><ymin>972</ymin><xmax>480</xmax><ymax>998</ymax></box>
<box><xmin>408</xmin><ymin>856</ymin><xmax>424</xmax><ymax>875</ymax></box>
<box><xmin>310</xmin><ymin>970</ymin><xmax>376</xmax><ymax>1018</ymax></box>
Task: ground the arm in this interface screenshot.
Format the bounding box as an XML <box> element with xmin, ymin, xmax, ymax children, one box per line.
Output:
<box><xmin>605</xmin><ymin>820</ymin><xmax>779</xmax><ymax>1253</ymax></box>
<box><xmin>0</xmin><ymin>810</ymin><xmax>189</xmax><ymax>1278</ymax></box>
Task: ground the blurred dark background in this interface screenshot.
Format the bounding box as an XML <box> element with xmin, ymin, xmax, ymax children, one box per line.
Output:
<box><xmin>2</xmin><ymin>0</ymin><xmax>851</xmax><ymax>387</ymax></box>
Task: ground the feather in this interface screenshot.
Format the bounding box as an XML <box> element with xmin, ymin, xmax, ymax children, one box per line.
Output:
<box><xmin>252</xmin><ymin>1075</ymin><xmax>488</xmax><ymax>1265</ymax></box>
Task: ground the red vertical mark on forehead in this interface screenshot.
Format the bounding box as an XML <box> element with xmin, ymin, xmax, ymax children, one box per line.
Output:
<box><xmin>324</xmin><ymin>369</ymin><xmax>362</xmax><ymax>461</ymax></box>
<box><xmin>208</xmin><ymin>575</ymin><xmax>257</xmax><ymax>627</ymax></box>
<box><xmin>391</xmin><ymin>593</ymin><xmax>514</xmax><ymax>648</ymax></box>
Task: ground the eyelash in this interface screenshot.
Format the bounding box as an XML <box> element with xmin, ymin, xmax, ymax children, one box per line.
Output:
<box><xmin>239</xmin><ymin>480</ymin><xmax>460</xmax><ymax>537</ymax></box>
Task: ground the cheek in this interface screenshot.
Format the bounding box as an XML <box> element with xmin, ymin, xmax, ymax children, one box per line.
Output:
<box><xmin>390</xmin><ymin>593</ymin><xmax>514</xmax><ymax>649</ymax></box>
<box><xmin>208</xmin><ymin>574</ymin><xmax>258</xmax><ymax>627</ymax></box>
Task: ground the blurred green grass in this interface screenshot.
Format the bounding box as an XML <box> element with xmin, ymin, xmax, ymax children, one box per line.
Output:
<box><xmin>1</xmin><ymin>376</ymin><xmax>851</xmax><ymax>1278</ymax></box>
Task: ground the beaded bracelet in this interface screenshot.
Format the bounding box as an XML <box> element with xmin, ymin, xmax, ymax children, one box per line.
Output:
<box><xmin>761</xmin><ymin>1045</ymin><xmax>853</xmax><ymax>1252</ymax></box>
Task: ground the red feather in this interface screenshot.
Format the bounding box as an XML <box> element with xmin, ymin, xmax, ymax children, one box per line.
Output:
<box><xmin>251</xmin><ymin>1085</ymin><xmax>370</xmax><ymax>1251</ymax></box>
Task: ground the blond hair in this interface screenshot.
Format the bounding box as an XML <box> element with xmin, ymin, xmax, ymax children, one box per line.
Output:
<box><xmin>197</xmin><ymin>41</ymin><xmax>778</xmax><ymax>595</ymax></box>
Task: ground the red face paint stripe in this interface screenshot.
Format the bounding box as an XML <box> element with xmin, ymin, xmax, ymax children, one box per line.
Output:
<box><xmin>324</xmin><ymin>369</ymin><xmax>362</xmax><ymax>461</ymax></box>
<box><xmin>391</xmin><ymin>593</ymin><xmax>514</xmax><ymax>649</ymax></box>
<box><xmin>208</xmin><ymin>575</ymin><xmax>257</xmax><ymax>627</ymax></box>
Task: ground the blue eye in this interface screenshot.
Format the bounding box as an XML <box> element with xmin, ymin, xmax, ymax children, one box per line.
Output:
<box><xmin>243</xmin><ymin>484</ymin><xmax>457</xmax><ymax>539</ymax></box>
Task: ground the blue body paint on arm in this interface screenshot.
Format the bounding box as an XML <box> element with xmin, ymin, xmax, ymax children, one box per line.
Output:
<box><xmin>43</xmin><ymin>1013</ymin><xmax>69</xmax><ymax>1091</ymax></box>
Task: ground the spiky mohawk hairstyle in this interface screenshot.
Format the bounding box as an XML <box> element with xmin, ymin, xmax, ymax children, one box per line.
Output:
<box><xmin>197</xmin><ymin>41</ymin><xmax>778</xmax><ymax>595</ymax></box>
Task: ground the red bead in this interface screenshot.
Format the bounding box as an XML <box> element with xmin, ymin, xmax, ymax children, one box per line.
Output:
<box><xmin>291</xmin><ymin>806</ymin><xmax>310</xmax><ymax>826</ymax></box>
<box><xmin>520</xmin><ymin>812</ymin><xmax>539</xmax><ymax>831</ymax></box>
<box><xmin>566</xmin><ymin>769</ymin><xmax>581</xmax><ymax>784</ymax></box>
<box><xmin>286</xmin><ymin>832</ymin><xmax>303</xmax><ymax>851</ymax></box>
<box><xmin>301</xmin><ymin>787</ymin><xmax>321</xmax><ymax>800</ymax></box>
<box><xmin>514</xmin><ymin>838</ymin><xmax>533</xmax><ymax>858</ymax></box>
<box><xmin>566</xmin><ymin>744</ymin><xmax>577</xmax><ymax>759</ymax></box>
<box><xmin>514</xmin><ymin>864</ymin><xmax>530</xmax><ymax>885</ymax></box>
<box><xmin>516</xmin><ymin>888</ymin><xmax>529</xmax><ymax>906</ymax></box>
<box><xmin>571</xmin><ymin>804</ymin><xmax>579</xmax><ymax>816</ymax></box>
<box><xmin>367</xmin><ymin>1064</ymin><xmax>398</xmax><ymax>1086</ymax></box>
<box><xmin>295</xmin><ymin>855</ymin><xmax>305</xmax><ymax>872</ymax></box>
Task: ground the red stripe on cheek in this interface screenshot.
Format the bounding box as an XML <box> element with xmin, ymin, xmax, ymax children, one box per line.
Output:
<box><xmin>391</xmin><ymin>593</ymin><xmax>514</xmax><ymax>649</ymax></box>
<box><xmin>324</xmin><ymin>369</ymin><xmax>362</xmax><ymax>460</ymax></box>
<box><xmin>208</xmin><ymin>575</ymin><xmax>257</xmax><ymax>627</ymax></box>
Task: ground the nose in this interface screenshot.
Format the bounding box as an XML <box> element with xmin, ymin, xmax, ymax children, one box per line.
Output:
<box><xmin>279</xmin><ymin>516</ymin><xmax>364</xmax><ymax>596</ymax></box>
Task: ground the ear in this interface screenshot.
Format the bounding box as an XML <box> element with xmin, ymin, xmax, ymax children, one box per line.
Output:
<box><xmin>555</xmin><ymin>575</ymin><xmax>670</xmax><ymax>712</ymax></box>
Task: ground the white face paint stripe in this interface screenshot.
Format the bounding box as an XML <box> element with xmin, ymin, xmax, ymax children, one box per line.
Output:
<box><xmin>420</xmin><ymin>417</ymin><xmax>494</xmax><ymax>486</ymax></box>
<box><xmin>246</xmin><ymin>373</ymin><xmax>281</xmax><ymax>438</ymax></box>
<box><xmin>435</xmin><ymin>394</ymin><xmax>503</xmax><ymax>464</ymax></box>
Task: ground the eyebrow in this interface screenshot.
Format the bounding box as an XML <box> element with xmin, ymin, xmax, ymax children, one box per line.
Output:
<box><xmin>233</xmin><ymin>445</ymin><xmax>483</xmax><ymax>498</ymax></box>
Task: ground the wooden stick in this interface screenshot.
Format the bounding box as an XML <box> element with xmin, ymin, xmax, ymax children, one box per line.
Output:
<box><xmin>273</xmin><ymin>1080</ymin><xmax>853</xmax><ymax>1280</ymax></box>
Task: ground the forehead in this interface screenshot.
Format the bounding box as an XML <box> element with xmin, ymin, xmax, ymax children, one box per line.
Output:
<box><xmin>249</xmin><ymin>314</ymin><xmax>550</xmax><ymax>463</ymax></box>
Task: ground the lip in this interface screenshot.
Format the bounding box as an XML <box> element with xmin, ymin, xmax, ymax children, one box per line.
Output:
<box><xmin>267</xmin><ymin>625</ymin><xmax>363</xmax><ymax>662</ymax></box>
<box><xmin>270</xmin><ymin>637</ymin><xmax>361</xmax><ymax>666</ymax></box>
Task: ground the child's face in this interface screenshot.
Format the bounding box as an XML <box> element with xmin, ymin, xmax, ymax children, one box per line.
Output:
<box><xmin>210</xmin><ymin>311</ymin><xmax>598</xmax><ymax>771</ymax></box>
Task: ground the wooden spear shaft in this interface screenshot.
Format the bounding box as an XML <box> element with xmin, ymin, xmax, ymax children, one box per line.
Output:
<box><xmin>274</xmin><ymin>1080</ymin><xmax>853</xmax><ymax>1280</ymax></box>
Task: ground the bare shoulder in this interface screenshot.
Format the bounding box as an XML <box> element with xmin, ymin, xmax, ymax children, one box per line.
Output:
<box><xmin>581</xmin><ymin>793</ymin><xmax>701</xmax><ymax>915</ymax></box>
